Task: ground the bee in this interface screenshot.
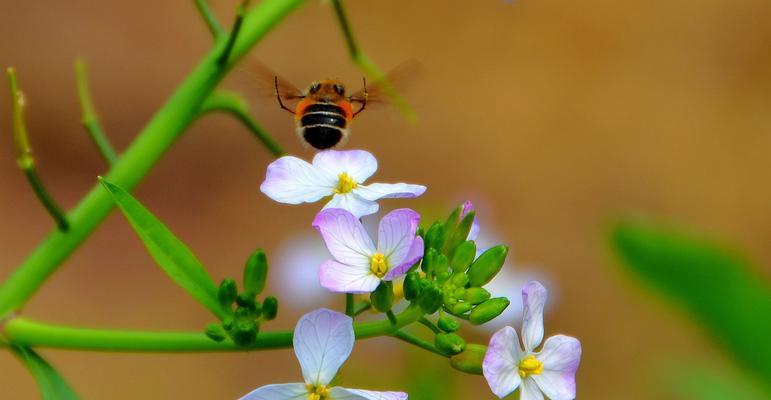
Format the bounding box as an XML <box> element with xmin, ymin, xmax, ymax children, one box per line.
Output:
<box><xmin>273</xmin><ymin>77</ymin><xmax>369</xmax><ymax>149</ymax></box>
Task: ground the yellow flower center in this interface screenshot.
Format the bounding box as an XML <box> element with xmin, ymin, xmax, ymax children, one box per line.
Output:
<box><xmin>370</xmin><ymin>253</ymin><xmax>389</xmax><ymax>278</ymax></box>
<box><xmin>518</xmin><ymin>355</ymin><xmax>543</xmax><ymax>378</ymax></box>
<box><xmin>334</xmin><ymin>172</ymin><xmax>358</xmax><ymax>194</ymax></box>
<box><xmin>306</xmin><ymin>384</ymin><xmax>330</xmax><ymax>400</ymax></box>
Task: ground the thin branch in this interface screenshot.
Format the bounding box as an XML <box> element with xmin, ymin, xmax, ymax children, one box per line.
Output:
<box><xmin>353</xmin><ymin>301</ymin><xmax>371</xmax><ymax>316</ymax></box>
<box><xmin>345</xmin><ymin>293</ymin><xmax>354</xmax><ymax>317</ymax></box>
<box><xmin>194</xmin><ymin>0</ymin><xmax>225</xmax><ymax>38</ymax></box>
<box><xmin>218</xmin><ymin>0</ymin><xmax>251</xmax><ymax>66</ymax></box>
<box><xmin>199</xmin><ymin>90</ymin><xmax>284</xmax><ymax>157</ymax></box>
<box><xmin>418</xmin><ymin>317</ymin><xmax>441</xmax><ymax>334</ymax></box>
<box><xmin>6</xmin><ymin>68</ymin><xmax>69</xmax><ymax>232</ymax></box>
<box><xmin>75</xmin><ymin>59</ymin><xmax>118</xmax><ymax>166</ymax></box>
<box><xmin>392</xmin><ymin>330</ymin><xmax>448</xmax><ymax>358</ymax></box>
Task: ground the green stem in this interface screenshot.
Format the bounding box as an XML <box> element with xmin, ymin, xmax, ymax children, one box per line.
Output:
<box><xmin>218</xmin><ymin>0</ymin><xmax>250</xmax><ymax>66</ymax></box>
<box><xmin>75</xmin><ymin>58</ymin><xmax>119</xmax><ymax>166</ymax></box>
<box><xmin>199</xmin><ymin>90</ymin><xmax>284</xmax><ymax>157</ymax></box>
<box><xmin>392</xmin><ymin>330</ymin><xmax>447</xmax><ymax>358</ymax></box>
<box><xmin>385</xmin><ymin>309</ymin><xmax>398</xmax><ymax>325</ymax></box>
<box><xmin>353</xmin><ymin>301</ymin><xmax>371</xmax><ymax>316</ymax></box>
<box><xmin>194</xmin><ymin>0</ymin><xmax>225</xmax><ymax>38</ymax></box>
<box><xmin>6</xmin><ymin>68</ymin><xmax>69</xmax><ymax>232</ymax></box>
<box><xmin>0</xmin><ymin>0</ymin><xmax>307</xmax><ymax>320</ymax></box>
<box><xmin>418</xmin><ymin>317</ymin><xmax>441</xmax><ymax>334</ymax></box>
<box><xmin>3</xmin><ymin>306</ymin><xmax>423</xmax><ymax>352</ymax></box>
<box><xmin>345</xmin><ymin>293</ymin><xmax>354</xmax><ymax>317</ymax></box>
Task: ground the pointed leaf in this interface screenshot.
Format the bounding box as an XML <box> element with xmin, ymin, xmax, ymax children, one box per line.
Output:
<box><xmin>10</xmin><ymin>346</ymin><xmax>79</xmax><ymax>400</ymax></box>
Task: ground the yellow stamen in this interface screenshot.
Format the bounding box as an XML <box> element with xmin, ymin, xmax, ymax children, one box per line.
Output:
<box><xmin>334</xmin><ymin>172</ymin><xmax>358</xmax><ymax>194</ymax></box>
<box><xmin>370</xmin><ymin>253</ymin><xmax>388</xmax><ymax>278</ymax></box>
<box><xmin>518</xmin><ymin>355</ymin><xmax>543</xmax><ymax>378</ymax></box>
<box><xmin>306</xmin><ymin>384</ymin><xmax>330</xmax><ymax>400</ymax></box>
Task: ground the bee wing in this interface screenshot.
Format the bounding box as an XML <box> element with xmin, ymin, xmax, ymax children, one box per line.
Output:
<box><xmin>348</xmin><ymin>60</ymin><xmax>422</xmax><ymax>105</ymax></box>
<box><xmin>238</xmin><ymin>59</ymin><xmax>305</xmax><ymax>102</ymax></box>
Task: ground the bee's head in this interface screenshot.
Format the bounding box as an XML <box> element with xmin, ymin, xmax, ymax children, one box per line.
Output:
<box><xmin>307</xmin><ymin>80</ymin><xmax>346</xmax><ymax>101</ymax></box>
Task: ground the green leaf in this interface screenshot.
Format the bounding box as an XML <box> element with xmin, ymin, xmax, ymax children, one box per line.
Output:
<box><xmin>100</xmin><ymin>178</ymin><xmax>226</xmax><ymax>319</ymax></box>
<box><xmin>610</xmin><ymin>221</ymin><xmax>771</xmax><ymax>388</ymax></box>
<box><xmin>10</xmin><ymin>346</ymin><xmax>78</xmax><ymax>400</ymax></box>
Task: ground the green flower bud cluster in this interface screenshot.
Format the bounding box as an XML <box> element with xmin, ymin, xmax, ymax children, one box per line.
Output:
<box><xmin>205</xmin><ymin>249</ymin><xmax>279</xmax><ymax>346</ymax></box>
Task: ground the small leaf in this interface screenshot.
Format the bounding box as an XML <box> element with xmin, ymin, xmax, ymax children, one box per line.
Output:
<box><xmin>10</xmin><ymin>346</ymin><xmax>79</xmax><ymax>400</ymax></box>
<box><xmin>100</xmin><ymin>178</ymin><xmax>226</xmax><ymax>318</ymax></box>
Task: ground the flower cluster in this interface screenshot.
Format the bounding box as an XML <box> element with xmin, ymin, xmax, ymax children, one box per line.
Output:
<box><xmin>239</xmin><ymin>149</ymin><xmax>582</xmax><ymax>399</ymax></box>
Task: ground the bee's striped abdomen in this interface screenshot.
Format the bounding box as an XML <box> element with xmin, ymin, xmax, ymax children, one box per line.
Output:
<box><xmin>297</xmin><ymin>102</ymin><xmax>350</xmax><ymax>150</ymax></box>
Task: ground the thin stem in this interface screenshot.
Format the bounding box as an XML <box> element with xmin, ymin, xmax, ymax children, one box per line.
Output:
<box><xmin>418</xmin><ymin>317</ymin><xmax>441</xmax><ymax>334</ymax></box>
<box><xmin>392</xmin><ymin>330</ymin><xmax>448</xmax><ymax>358</ymax></box>
<box><xmin>194</xmin><ymin>0</ymin><xmax>225</xmax><ymax>38</ymax></box>
<box><xmin>385</xmin><ymin>310</ymin><xmax>397</xmax><ymax>325</ymax></box>
<box><xmin>199</xmin><ymin>90</ymin><xmax>284</xmax><ymax>157</ymax></box>
<box><xmin>218</xmin><ymin>0</ymin><xmax>250</xmax><ymax>66</ymax></box>
<box><xmin>0</xmin><ymin>0</ymin><xmax>307</xmax><ymax>320</ymax></box>
<box><xmin>75</xmin><ymin>59</ymin><xmax>118</xmax><ymax>166</ymax></box>
<box><xmin>3</xmin><ymin>306</ymin><xmax>423</xmax><ymax>352</ymax></box>
<box><xmin>443</xmin><ymin>306</ymin><xmax>469</xmax><ymax>320</ymax></box>
<box><xmin>345</xmin><ymin>293</ymin><xmax>354</xmax><ymax>317</ymax></box>
<box><xmin>6</xmin><ymin>68</ymin><xmax>69</xmax><ymax>232</ymax></box>
<box><xmin>353</xmin><ymin>301</ymin><xmax>371</xmax><ymax>316</ymax></box>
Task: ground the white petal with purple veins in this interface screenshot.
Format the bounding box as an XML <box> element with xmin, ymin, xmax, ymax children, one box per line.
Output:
<box><xmin>376</xmin><ymin>208</ymin><xmax>420</xmax><ymax>262</ymax></box>
<box><xmin>313</xmin><ymin>208</ymin><xmax>375</xmax><ymax>267</ymax></box>
<box><xmin>313</xmin><ymin>150</ymin><xmax>378</xmax><ymax>183</ymax></box>
<box><xmin>329</xmin><ymin>387</ymin><xmax>408</xmax><ymax>400</ymax></box>
<box><xmin>260</xmin><ymin>156</ymin><xmax>335</xmax><ymax>204</ymax></box>
<box><xmin>384</xmin><ymin>236</ymin><xmax>424</xmax><ymax>281</ymax></box>
<box><xmin>319</xmin><ymin>260</ymin><xmax>381</xmax><ymax>293</ymax></box>
<box><xmin>354</xmin><ymin>183</ymin><xmax>426</xmax><ymax>201</ymax></box>
<box><xmin>293</xmin><ymin>309</ymin><xmax>354</xmax><ymax>386</ymax></box>
<box><xmin>239</xmin><ymin>383</ymin><xmax>308</xmax><ymax>400</ymax></box>
<box><xmin>532</xmin><ymin>335</ymin><xmax>581</xmax><ymax>400</ymax></box>
<box><xmin>521</xmin><ymin>281</ymin><xmax>547</xmax><ymax>352</ymax></box>
<box><xmin>483</xmin><ymin>326</ymin><xmax>523</xmax><ymax>398</ymax></box>
<box><xmin>324</xmin><ymin>193</ymin><xmax>380</xmax><ymax>218</ymax></box>
<box><xmin>520</xmin><ymin>378</ymin><xmax>545</xmax><ymax>400</ymax></box>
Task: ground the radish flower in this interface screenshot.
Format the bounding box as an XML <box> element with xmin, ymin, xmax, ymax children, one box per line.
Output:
<box><xmin>240</xmin><ymin>309</ymin><xmax>407</xmax><ymax>400</ymax></box>
<box><xmin>260</xmin><ymin>150</ymin><xmax>426</xmax><ymax>218</ymax></box>
<box><xmin>483</xmin><ymin>281</ymin><xmax>581</xmax><ymax>400</ymax></box>
<box><xmin>313</xmin><ymin>208</ymin><xmax>424</xmax><ymax>293</ymax></box>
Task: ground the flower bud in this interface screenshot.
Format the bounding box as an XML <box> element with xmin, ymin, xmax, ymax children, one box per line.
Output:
<box><xmin>370</xmin><ymin>281</ymin><xmax>394</xmax><ymax>312</ymax></box>
<box><xmin>403</xmin><ymin>272</ymin><xmax>422</xmax><ymax>301</ymax></box>
<box><xmin>444</xmin><ymin>211</ymin><xmax>476</xmax><ymax>255</ymax></box>
<box><xmin>466</xmin><ymin>245</ymin><xmax>508</xmax><ymax>287</ymax></box>
<box><xmin>417</xmin><ymin>283</ymin><xmax>443</xmax><ymax>314</ymax></box>
<box><xmin>451</xmin><ymin>240</ymin><xmax>477</xmax><ymax>272</ymax></box>
<box><xmin>421</xmin><ymin>248</ymin><xmax>438</xmax><ymax>275</ymax></box>
<box><xmin>450</xmin><ymin>344</ymin><xmax>486</xmax><ymax>375</ymax></box>
<box><xmin>450</xmin><ymin>302</ymin><xmax>472</xmax><ymax>315</ymax></box>
<box><xmin>450</xmin><ymin>272</ymin><xmax>470</xmax><ymax>288</ymax></box>
<box><xmin>231</xmin><ymin>318</ymin><xmax>258</xmax><ymax>346</ymax></box>
<box><xmin>262</xmin><ymin>296</ymin><xmax>278</xmax><ymax>320</ymax></box>
<box><xmin>243</xmin><ymin>249</ymin><xmax>268</xmax><ymax>295</ymax></box>
<box><xmin>437</xmin><ymin>316</ymin><xmax>460</xmax><ymax>333</ymax></box>
<box><xmin>434</xmin><ymin>254</ymin><xmax>450</xmax><ymax>282</ymax></box>
<box><xmin>424</xmin><ymin>222</ymin><xmax>446</xmax><ymax>251</ymax></box>
<box><xmin>222</xmin><ymin>316</ymin><xmax>234</xmax><ymax>331</ymax></box>
<box><xmin>236</xmin><ymin>293</ymin><xmax>255</xmax><ymax>309</ymax></box>
<box><xmin>469</xmin><ymin>297</ymin><xmax>510</xmax><ymax>325</ymax></box>
<box><xmin>217</xmin><ymin>279</ymin><xmax>237</xmax><ymax>309</ymax></box>
<box><xmin>463</xmin><ymin>287</ymin><xmax>491</xmax><ymax>305</ymax></box>
<box><xmin>204</xmin><ymin>323</ymin><xmax>227</xmax><ymax>342</ymax></box>
<box><xmin>435</xmin><ymin>332</ymin><xmax>466</xmax><ymax>355</ymax></box>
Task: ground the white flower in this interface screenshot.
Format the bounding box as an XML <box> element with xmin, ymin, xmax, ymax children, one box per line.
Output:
<box><xmin>240</xmin><ymin>309</ymin><xmax>407</xmax><ymax>400</ymax></box>
<box><xmin>260</xmin><ymin>150</ymin><xmax>426</xmax><ymax>218</ymax></box>
<box><xmin>483</xmin><ymin>282</ymin><xmax>581</xmax><ymax>400</ymax></box>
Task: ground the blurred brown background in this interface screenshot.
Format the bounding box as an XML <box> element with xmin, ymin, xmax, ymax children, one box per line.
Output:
<box><xmin>1</xmin><ymin>0</ymin><xmax>770</xmax><ymax>398</ymax></box>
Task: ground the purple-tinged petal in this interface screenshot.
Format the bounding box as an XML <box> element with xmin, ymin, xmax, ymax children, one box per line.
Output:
<box><xmin>312</xmin><ymin>150</ymin><xmax>377</xmax><ymax>183</ymax></box>
<box><xmin>483</xmin><ymin>326</ymin><xmax>523</xmax><ymax>399</ymax></box>
<box><xmin>313</xmin><ymin>208</ymin><xmax>375</xmax><ymax>267</ymax></box>
<box><xmin>377</xmin><ymin>208</ymin><xmax>420</xmax><ymax>263</ymax></box>
<box><xmin>324</xmin><ymin>193</ymin><xmax>380</xmax><ymax>218</ymax></box>
<box><xmin>329</xmin><ymin>387</ymin><xmax>408</xmax><ymax>400</ymax></box>
<box><xmin>521</xmin><ymin>281</ymin><xmax>547</xmax><ymax>352</ymax></box>
<box><xmin>293</xmin><ymin>309</ymin><xmax>354</xmax><ymax>386</ymax></box>
<box><xmin>384</xmin><ymin>236</ymin><xmax>423</xmax><ymax>281</ymax></box>
<box><xmin>520</xmin><ymin>378</ymin><xmax>545</xmax><ymax>400</ymax></box>
<box><xmin>354</xmin><ymin>183</ymin><xmax>426</xmax><ymax>201</ymax></box>
<box><xmin>531</xmin><ymin>335</ymin><xmax>581</xmax><ymax>400</ymax></box>
<box><xmin>260</xmin><ymin>156</ymin><xmax>335</xmax><ymax>204</ymax></box>
<box><xmin>319</xmin><ymin>260</ymin><xmax>381</xmax><ymax>294</ymax></box>
<box><xmin>239</xmin><ymin>383</ymin><xmax>307</xmax><ymax>400</ymax></box>
<box><xmin>461</xmin><ymin>201</ymin><xmax>480</xmax><ymax>240</ymax></box>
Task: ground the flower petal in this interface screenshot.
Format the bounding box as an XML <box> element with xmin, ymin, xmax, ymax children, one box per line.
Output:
<box><xmin>293</xmin><ymin>309</ymin><xmax>355</xmax><ymax>386</ymax></box>
<box><xmin>521</xmin><ymin>281</ymin><xmax>547</xmax><ymax>352</ymax></box>
<box><xmin>319</xmin><ymin>260</ymin><xmax>381</xmax><ymax>293</ymax></box>
<box><xmin>520</xmin><ymin>378</ymin><xmax>545</xmax><ymax>400</ymax></box>
<box><xmin>354</xmin><ymin>183</ymin><xmax>426</xmax><ymax>201</ymax></box>
<box><xmin>312</xmin><ymin>150</ymin><xmax>377</xmax><ymax>183</ymax></box>
<box><xmin>313</xmin><ymin>208</ymin><xmax>375</xmax><ymax>267</ymax></box>
<box><xmin>377</xmin><ymin>208</ymin><xmax>420</xmax><ymax>262</ymax></box>
<box><xmin>384</xmin><ymin>236</ymin><xmax>424</xmax><ymax>281</ymax></box>
<box><xmin>461</xmin><ymin>201</ymin><xmax>480</xmax><ymax>241</ymax></box>
<box><xmin>329</xmin><ymin>387</ymin><xmax>408</xmax><ymax>400</ymax></box>
<box><xmin>260</xmin><ymin>156</ymin><xmax>335</xmax><ymax>204</ymax></box>
<box><xmin>483</xmin><ymin>326</ymin><xmax>523</xmax><ymax>399</ymax></box>
<box><xmin>239</xmin><ymin>383</ymin><xmax>308</xmax><ymax>400</ymax></box>
<box><xmin>531</xmin><ymin>335</ymin><xmax>581</xmax><ymax>400</ymax></box>
<box><xmin>324</xmin><ymin>193</ymin><xmax>380</xmax><ymax>218</ymax></box>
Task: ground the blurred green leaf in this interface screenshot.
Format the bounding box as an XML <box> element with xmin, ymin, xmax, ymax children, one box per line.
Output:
<box><xmin>10</xmin><ymin>346</ymin><xmax>78</xmax><ymax>400</ymax></box>
<box><xmin>100</xmin><ymin>178</ymin><xmax>227</xmax><ymax>319</ymax></box>
<box><xmin>664</xmin><ymin>358</ymin><xmax>768</xmax><ymax>400</ymax></box>
<box><xmin>610</xmin><ymin>221</ymin><xmax>771</xmax><ymax>389</ymax></box>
